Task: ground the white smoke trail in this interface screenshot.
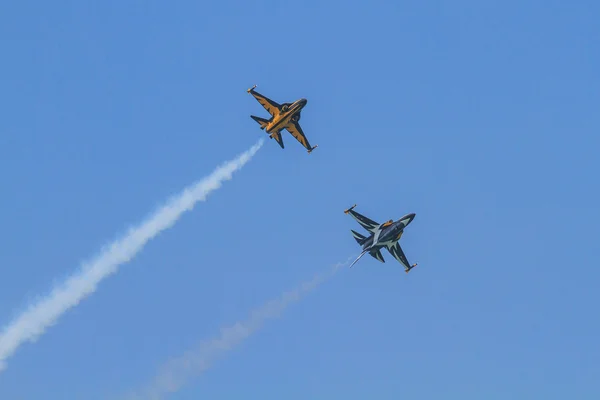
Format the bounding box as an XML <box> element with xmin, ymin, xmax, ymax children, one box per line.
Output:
<box><xmin>123</xmin><ymin>256</ymin><xmax>354</xmax><ymax>400</ymax></box>
<box><xmin>0</xmin><ymin>138</ymin><xmax>264</xmax><ymax>372</ymax></box>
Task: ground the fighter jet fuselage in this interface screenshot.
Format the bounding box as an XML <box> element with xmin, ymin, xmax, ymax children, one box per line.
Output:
<box><xmin>248</xmin><ymin>85</ymin><xmax>317</xmax><ymax>153</ymax></box>
<box><xmin>264</xmin><ymin>98</ymin><xmax>307</xmax><ymax>134</ymax></box>
<box><xmin>344</xmin><ymin>204</ymin><xmax>418</xmax><ymax>272</ymax></box>
<box><xmin>361</xmin><ymin>213</ymin><xmax>415</xmax><ymax>252</ymax></box>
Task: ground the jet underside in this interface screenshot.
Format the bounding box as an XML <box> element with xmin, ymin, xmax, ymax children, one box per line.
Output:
<box><xmin>345</xmin><ymin>205</ymin><xmax>417</xmax><ymax>272</ymax></box>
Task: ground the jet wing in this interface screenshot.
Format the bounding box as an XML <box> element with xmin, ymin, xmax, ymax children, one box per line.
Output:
<box><xmin>248</xmin><ymin>87</ymin><xmax>281</xmax><ymax>117</ymax></box>
<box><xmin>345</xmin><ymin>208</ymin><xmax>380</xmax><ymax>233</ymax></box>
<box><xmin>284</xmin><ymin>120</ymin><xmax>313</xmax><ymax>151</ymax></box>
<box><xmin>387</xmin><ymin>241</ymin><xmax>412</xmax><ymax>271</ymax></box>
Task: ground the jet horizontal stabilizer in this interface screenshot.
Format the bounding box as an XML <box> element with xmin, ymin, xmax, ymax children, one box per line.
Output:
<box><xmin>250</xmin><ymin>115</ymin><xmax>270</xmax><ymax>129</ymax></box>
<box><xmin>369</xmin><ymin>248</ymin><xmax>385</xmax><ymax>263</ymax></box>
<box><xmin>350</xmin><ymin>229</ymin><xmax>367</xmax><ymax>245</ymax></box>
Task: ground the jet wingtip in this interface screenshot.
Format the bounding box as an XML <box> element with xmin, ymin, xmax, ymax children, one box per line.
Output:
<box><xmin>406</xmin><ymin>263</ymin><xmax>418</xmax><ymax>273</ymax></box>
<box><xmin>247</xmin><ymin>84</ymin><xmax>257</xmax><ymax>93</ymax></box>
<box><xmin>344</xmin><ymin>204</ymin><xmax>357</xmax><ymax>214</ymax></box>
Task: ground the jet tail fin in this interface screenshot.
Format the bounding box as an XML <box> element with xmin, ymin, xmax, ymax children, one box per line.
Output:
<box><xmin>350</xmin><ymin>230</ymin><xmax>367</xmax><ymax>245</ymax></box>
<box><xmin>250</xmin><ymin>115</ymin><xmax>270</xmax><ymax>130</ymax></box>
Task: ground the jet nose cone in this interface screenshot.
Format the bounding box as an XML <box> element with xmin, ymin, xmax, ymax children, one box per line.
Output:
<box><xmin>403</xmin><ymin>213</ymin><xmax>416</xmax><ymax>225</ymax></box>
<box><xmin>299</xmin><ymin>98</ymin><xmax>307</xmax><ymax>106</ymax></box>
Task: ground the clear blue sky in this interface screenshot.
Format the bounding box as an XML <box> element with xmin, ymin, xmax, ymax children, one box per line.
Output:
<box><xmin>1</xmin><ymin>1</ymin><xmax>599</xmax><ymax>399</ymax></box>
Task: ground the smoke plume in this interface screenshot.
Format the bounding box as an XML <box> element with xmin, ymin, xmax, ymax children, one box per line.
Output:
<box><xmin>0</xmin><ymin>139</ymin><xmax>264</xmax><ymax>372</ymax></box>
<box><xmin>124</xmin><ymin>256</ymin><xmax>353</xmax><ymax>400</ymax></box>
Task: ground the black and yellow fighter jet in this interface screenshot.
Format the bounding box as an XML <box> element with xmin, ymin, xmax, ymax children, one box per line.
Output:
<box><xmin>344</xmin><ymin>204</ymin><xmax>418</xmax><ymax>272</ymax></box>
<box><xmin>247</xmin><ymin>85</ymin><xmax>318</xmax><ymax>153</ymax></box>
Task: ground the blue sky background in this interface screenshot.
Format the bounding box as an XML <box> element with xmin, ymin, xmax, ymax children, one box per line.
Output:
<box><xmin>1</xmin><ymin>1</ymin><xmax>599</xmax><ymax>399</ymax></box>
